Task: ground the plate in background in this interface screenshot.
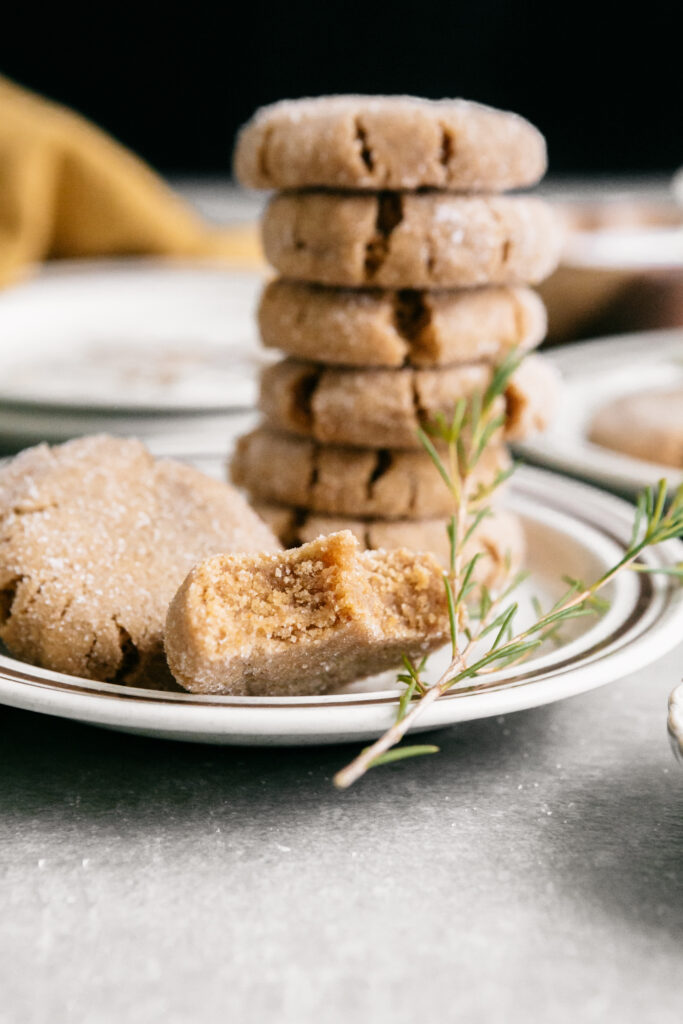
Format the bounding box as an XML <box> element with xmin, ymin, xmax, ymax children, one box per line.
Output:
<box><xmin>0</xmin><ymin>467</ymin><xmax>681</xmax><ymax>746</ymax></box>
<box><xmin>516</xmin><ymin>329</ymin><xmax>683</xmax><ymax>495</ymax></box>
<box><xmin>0</xmin><ymin>407</ymin><xmax>258</xmax><ymax>460</ymax></box>
<box><xmin>0</xmin><ymin>259</ymin><xmax>267</xmax><ymax>413</ymax></box>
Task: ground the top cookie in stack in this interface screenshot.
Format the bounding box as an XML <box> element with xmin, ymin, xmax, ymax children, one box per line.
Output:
<box><xmin>235</xmin><ymin>95</ymin><xmax>547</xmax><ymax>193</ymax></box>
<box><xmin>232</xmin><ymin>95</ymin><xmax>562</xmax><ymax>582</ymax></box>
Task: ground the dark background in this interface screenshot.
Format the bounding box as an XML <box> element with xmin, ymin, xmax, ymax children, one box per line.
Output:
<box><xmin>2</xmin><ymin>1</ymin><xmax>682</xmax><ymax>177</ymax></box>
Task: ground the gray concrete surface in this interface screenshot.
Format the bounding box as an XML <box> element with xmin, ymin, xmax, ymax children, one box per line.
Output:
<box><xmin>1</xmin><ymin>644</ymin><xmax>681</xmax><ymax>1024</ymax></box>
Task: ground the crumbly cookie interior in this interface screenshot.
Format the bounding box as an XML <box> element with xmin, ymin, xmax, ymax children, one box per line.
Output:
<box><xmin>359</xmin><ymin>547</ymin><xmax>450</xmax><ymax>635</ymax></box>
<box><xmin>193</xmin><ymin>533</ymin><xmax>369</xmax><ymax>651</ymax></box>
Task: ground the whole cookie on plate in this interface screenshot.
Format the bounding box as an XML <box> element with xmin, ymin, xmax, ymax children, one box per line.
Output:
<box><xmin>589</xmin><ymin>387</ymin><xmax>683</xmax><ymax>468</ymax></box>
<box><xmin>234</xmin><ymin>95</ymin><xmax>547</xmax><ymax>193</ymax></box>
<box><xmin>0</xmin><ymin>435</ymin><xmax>279</xmax><ymax>688</ymax></box>
<box><xmin>231</xmin><ymin>426</ymin><xmax>510</xmax><ymax>519</ymax></box>
<box><xmin>258</xmin><ymin>280</ymin><xmax>547</xmax><ymax>368</ymax></box>
<box><xmin>259</xmin><ymin>354</ymin><xmax>557</xmax><ymax>449</ymax></box>
<box><xmin>255</xmin><ymin>502</ymin><xmax>525</xmax><ymax>583</ymax></box>
<box><xmin>262</xmin><ymin>192</ymin><xmax>562</xmax><ymax>289</ymax></box>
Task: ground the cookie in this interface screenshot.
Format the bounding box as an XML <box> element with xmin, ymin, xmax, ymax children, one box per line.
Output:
<box><xmin>262</xmin><ymin>191</ymin><xmax>562</xmax><ymax>289</ymax></box>
<box><xmin>259</xmin><ymin>354</ymin><xmax>556</xmax><ymax>449</ymax></box>
<box><xmin>234</xmin><ymin>95</ymin><xmax>546</xmax><ymax>193</ymax></box>
<box><xmin>165</xmin><ymin>530</ymin><xmax>449</xmax><ymax>696</ymax></box>
<box><xmin>259</xmin><ymin>280</ymin><xmax>547</xmax><ymax>368</ymax></box>
<box><xmin>231</xmin><ymin>427</ymin><xmax>511</xmax><ymax>519</ymax></box>
<box><xmin>0</xmin><ymin>435</ymin><xmax>279</xmax><ymax>687</ymax></box>
<box><xmin>255</xmin><ymin>502</ymin><xmax>525</xmax><ymax>584</ymax></box>
<box><xmin>588</xmin><ymin>387</ymin><xmax>683</xmax><ymax>468</ymax></box>
<box><xmin>259</xmin><ymin>358</ymin><xmax>498</xmax><ymax>450</ymax></box>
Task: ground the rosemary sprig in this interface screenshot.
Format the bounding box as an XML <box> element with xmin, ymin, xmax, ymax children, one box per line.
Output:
<box><xmin>334</xmin><ymin>357</ymin><xmax>683</xmax><ymax>789</ymax></box>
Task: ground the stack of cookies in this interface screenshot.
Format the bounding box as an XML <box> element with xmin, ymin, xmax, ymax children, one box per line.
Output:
<box><xmin>231</xmin><ymin>96</ymin><xmax>562</xmax><ymax>582</ymax></box>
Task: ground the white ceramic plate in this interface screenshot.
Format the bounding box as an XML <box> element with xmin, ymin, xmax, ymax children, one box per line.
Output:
<box><xmin>1</xmin><ymin>466</ymin><xmax>682</xmax><ymax>746</ymax></box>
<box><xmin>516</xmin><ymin>329</ymin><xmax>683</xmax><ymax>495</ymax></box>
<box><xmin>0</xmin><ymin>259</ymin><xmax>266</xmax><ymax>413</ymax></box>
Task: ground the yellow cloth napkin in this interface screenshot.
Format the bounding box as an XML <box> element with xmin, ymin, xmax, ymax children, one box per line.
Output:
<box><xmin>0</xmin><ymin>76</ymin><xmax>262</xmax><ymax>286</ymax></box>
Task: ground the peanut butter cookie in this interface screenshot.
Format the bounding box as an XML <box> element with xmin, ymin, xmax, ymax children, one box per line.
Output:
<box><xmin>259</xmin><ymin>354</ymin><xmax>557</xmax><ymax>449</ymax></box>
<box><xmin>165</xmin><ymin>531</ymin><xmax>449</xmax><ymax>696</ymax></box>
<box><xmin>262</xmin><ymin>192</ymin><xmax>562</xmax><ymax>289</ymax></box>
<box><xmin>589</xmin><ymin>387</ymin><xmax>683</xmax><ymax>468</ymax></box>
<box><xmin>234</xmin><ymin>95</ymin><xmax>546</xmax><ymax>193</ymax></box>
<box><xmin>231</xmin><ymin>427</ymin><xmax>510</xmax><ymax>519</ymax></box>
<box><xmin>259</xmin><ymin>280</ymin><xmax>547</xmax><ymax>368</ymax></box>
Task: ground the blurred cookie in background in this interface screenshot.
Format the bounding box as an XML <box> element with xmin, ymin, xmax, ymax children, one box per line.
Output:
<box><xmin>589</xmin><ymin>386</ymin><xmax>683</xmax><ymax>469</ymax></box>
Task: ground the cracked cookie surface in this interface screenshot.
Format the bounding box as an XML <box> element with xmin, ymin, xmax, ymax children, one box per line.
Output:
<box><xmin>231</xmin><ymin>427</ymin><xmax>510</xmax><ymax>519</ymax></box>
<box><xmin>259</xmin><ymin>354</ymin><xmax>557</xmax><ymax>449</ymax></box>
<box><xmin>234</xmin><ymin>95</ymin><xmax>546</xmax><ymax>193</ymax></box>
<box><xmin>259</xmin><ymin>280</ymin><xmax>547</xmax><ymax>368</ymax></box>
<box><xmin>0</xmin><ymin>435</ymin><xmax>280</xmax><ymax>687</ymax></box>
<box><xmin>165</xmin><ymin>531</ymin><xmax>449</xmax><ymax>696</ymax></box>
<box><xmin>262</xmin><ymin>192</ymin><xmax>562</xmax><ymax>288</ymax></box>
